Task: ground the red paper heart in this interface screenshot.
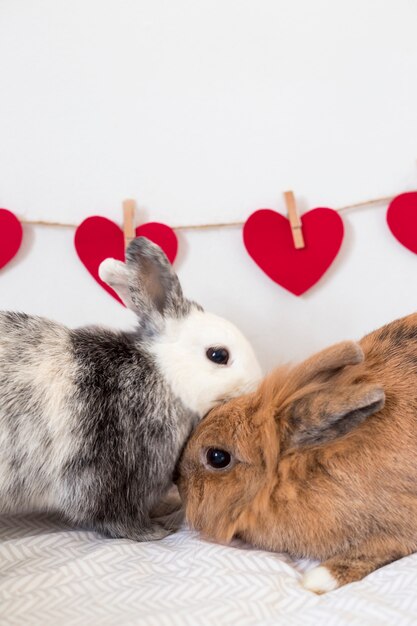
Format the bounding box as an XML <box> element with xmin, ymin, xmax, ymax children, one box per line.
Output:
<box><xmin>386</xmin><ymin>192</ymin><xmax>417</xmax><ymax>255</ymax></box>
<box><xmin>74</xmin><ymin>216</ymin><xmax>178</xmax><ymax>304</ymax></box>
<box><xmin>243</xmin><ymin>208</ymin><xmax>344</xmax><ymax>295</ymax></box>
<box><xmin>0</xmin><ymin>208</ymin><xmax>23</xmax><ymax>269</ymax></box>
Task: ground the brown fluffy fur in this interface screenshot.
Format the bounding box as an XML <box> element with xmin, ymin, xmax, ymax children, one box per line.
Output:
<box><xmin>178</xmin><ymin>313</ymin><xmax>417</xmax><ymax>591</ymax></box>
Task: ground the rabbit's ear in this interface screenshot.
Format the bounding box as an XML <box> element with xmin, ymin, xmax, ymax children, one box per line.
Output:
<box><xmin>125</xmin><ymin>237</ymin><xmax>188</xmax><ymax>317</ymax></box>
<box><xmin>295</xmin><ymin>341</ymin><xmax>364</xmax><ymax>385</ymax></box>
<box><xmin>99</xmin><ymin>258</ymin><xmax>135</xmax><ymax>308</ymax></box>
<box><xmin>288</xmin><ymin>383</ymin><xmax>385</xmax><ymax>448</ymax></box>
<box><xmin>99</xmin><ymin>238</ymin><xmax>188</xmax><ymax>320</ymax></box>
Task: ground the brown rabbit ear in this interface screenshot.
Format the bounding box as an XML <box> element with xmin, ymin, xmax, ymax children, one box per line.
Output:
<box><xmin>288</xmin><ymin>383</ymin><xmax>385</xmax><ymax>448</ymax></box>
<box><xmin>294</xmin><ymin>341</ymin><xmax>364</xmax><ymax>385</ymax></box>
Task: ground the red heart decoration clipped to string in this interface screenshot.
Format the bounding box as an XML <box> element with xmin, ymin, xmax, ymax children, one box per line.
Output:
<box><xmin>74</xmin><ymin>216</ymin><xmax>178</xmax><ymax>304</ymax></box>
<box><xmin>243</xmin><ymin>207</ymin><xmax>344</xmax><ymax>295</ymax></box>
<box><xmin>0</xmin><ymin>208</ymin><xmax>23</xmax><ymax>269</ymax></box>
<box><xmin>386</xmin><ymin>192</ymin><xmax>417</xmax><ymax>255</ymax></box>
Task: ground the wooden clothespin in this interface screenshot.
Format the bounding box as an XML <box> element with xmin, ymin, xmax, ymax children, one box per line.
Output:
<box><xmin>123</xmin><ymin>199</ymin><xmax>136</xmax><ymax>251</ymax></box>
<box><xmin>283</xmin><ymin>190</ymin><xmax>305</xmax><ymax>249</ymax></box>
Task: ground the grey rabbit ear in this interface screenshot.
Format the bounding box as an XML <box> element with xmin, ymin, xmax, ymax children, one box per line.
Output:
<box><xmin>288</xmin><ymin>383</ymin><xmax>385</xmax><ymax>448</ymax></box>
<box><xmin>125</xmin><ymin>237</ymin><xmax>187</xmax><ymax>316</ymax></box>
<box><xmin>99</xmin><ymin>238</ymin><xmax>189</xmax><ymax>325</ymax></box>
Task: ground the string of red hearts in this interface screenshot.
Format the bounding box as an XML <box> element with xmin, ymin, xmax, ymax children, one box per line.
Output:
<box><xmin>0</xmin><ymin>190</ymin><xmax>416</xmax><ymax>300</ymax></box>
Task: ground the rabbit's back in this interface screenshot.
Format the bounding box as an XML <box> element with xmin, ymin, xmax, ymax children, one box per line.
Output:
<box><xmin>0</xmin><ymin>311</ymin><xmax>78</xmax><ymax>512</ymax></box>
<box><xmin>356</xmin><ymin>313</ymin><xmax>417</xmax><ymax>437</ymax></box>
<box><xmin>360</xmin><ymin>313</ymin><xmax>417</xmax><ymax>384</ymax></box>
<box><xmin>0</xmin><ymin>312</ymin><xmax>194</xmax><ymax>522</ymax></box>
<box><xmin>61</xmin><ymin>326</ymin><xmax>194</xmax><ymax>525</ymax></box>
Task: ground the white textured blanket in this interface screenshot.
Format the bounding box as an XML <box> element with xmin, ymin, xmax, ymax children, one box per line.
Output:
<box><xmin>1</xmin><ymin>515</ymin><xmax>416</xmax><ymax>626</ymax></box>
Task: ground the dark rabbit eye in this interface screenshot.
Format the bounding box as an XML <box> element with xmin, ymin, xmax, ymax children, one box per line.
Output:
<box><xmin>206</xmin><ymin>448</ymin><xmax>232</xmax><ymax>469</ymax></box>
<box><xmin>206</xmin><ymin>347</ymin><xmax>229</xmax><ymax>365</ymax></box>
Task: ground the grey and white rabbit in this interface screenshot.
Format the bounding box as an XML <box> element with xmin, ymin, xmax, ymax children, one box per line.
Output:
<box><xmin>0</xmin><ymin>237</ymin><xmax>262</xmax><ymax>540</ymax></box>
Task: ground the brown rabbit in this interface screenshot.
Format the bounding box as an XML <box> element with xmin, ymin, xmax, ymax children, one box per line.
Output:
<box><xmin>178</xmin><ymin>313</ymin><xmax>417</xmax><ymax>593</ymax></box>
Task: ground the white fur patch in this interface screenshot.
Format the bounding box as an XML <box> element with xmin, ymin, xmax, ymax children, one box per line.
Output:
<box><xmin>302</xmin><ymin>566</ymin><xmax>339</xmax><ymax>594</ymax></box>
<box><xmin>0</xmin><ymin>318</ymin><xmax>78</xmax><ymax>513</ymax></box>
<box><xmin>98</xmin><ymin>258</ymin><xmax>128</xmax><ymax>285</ymax></box>
<box><xmin>149</xmin><ymin>308</ymin><xmax>262</xmax><ymax>417</ymax></box>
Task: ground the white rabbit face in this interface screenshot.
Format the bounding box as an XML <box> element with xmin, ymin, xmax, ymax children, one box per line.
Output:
<box><xmin>149</xmin><ymin>308</ymin><xmax>263</xmax><ymax>418</ymax></box>
<box><xmin>99</xmin><ymin>238</ymin><xmax>262</xmax><ymax>417</ymax></box>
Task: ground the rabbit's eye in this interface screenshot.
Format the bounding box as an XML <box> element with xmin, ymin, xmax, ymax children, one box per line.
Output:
<box><xmin>205</xmin><ymin>448</ymin><xmax>232</xmax><ymax>469</ymax></box>
<box><xmin>206</xmin><ymin>347</ymin><xmax>229</xmax><ymax>365</ymax></box>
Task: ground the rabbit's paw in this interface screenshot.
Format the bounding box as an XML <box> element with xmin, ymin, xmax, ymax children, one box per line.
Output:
<box><xmin>150</xmin><ymin>485</ymin><xmax>182</xmax><ymax>517</ymax></box>
<box><xmin>99</xmin><ymin>520</ymin><xmax>173</xmax><ymax>542</ymax></box>
<box><xmin>302</xmin><ymin>566</ymin><xmax>338</xmax><ymax>594</ymax></box>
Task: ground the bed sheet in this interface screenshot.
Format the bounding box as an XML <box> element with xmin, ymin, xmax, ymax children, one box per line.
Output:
<box><xmin>1</xmin><ymin>515</ymin><xmax>416</xmax><ymax>626</ymax></box>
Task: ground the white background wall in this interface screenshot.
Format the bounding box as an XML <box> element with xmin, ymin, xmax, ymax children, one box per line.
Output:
<box><xmin>0</xmin><ymin>0</ymin><xmax>416</xmax><ymax>372</ymax></box>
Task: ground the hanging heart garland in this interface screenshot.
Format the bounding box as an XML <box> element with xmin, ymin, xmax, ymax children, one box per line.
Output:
<box><xmin>386</xmin><ymin>192</ymin><xmax>417</xmax><ymax>255</ymax></box>
<box><xmin>243</xmin><ymin>207</ymin><xmax>344</xmax><ymax>295</ymax></box>
<box><xmin>74</xmin><ymin>216</ymin><xmax>178</xmax><ymax>304</ymax></box>
<box><xmin>0</xmin><ymin>208</ymin><xmax>23</xmax><ymax>269</ymax></box>
<box><xmin>2</xmin><ymin>188</ymin><xmax>415</xmax><ymax>299</ymax></box>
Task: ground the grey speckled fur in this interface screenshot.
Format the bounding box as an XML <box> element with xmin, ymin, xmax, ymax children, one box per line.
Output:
<box><xmin>0</xmin><ymin>312</ymin><xmax>196</xmax><ymax>540</ymax></box>
<box><xmin>0</xmin><ymin>239</ymin><xmax>213</xmax><ymax>540</ymax></box>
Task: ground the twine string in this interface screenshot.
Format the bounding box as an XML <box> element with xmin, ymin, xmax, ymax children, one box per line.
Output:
<box><xmin>18</xmin><ymin>192</ymin><xmax>401</xmax><ymax>231</ymax></box>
